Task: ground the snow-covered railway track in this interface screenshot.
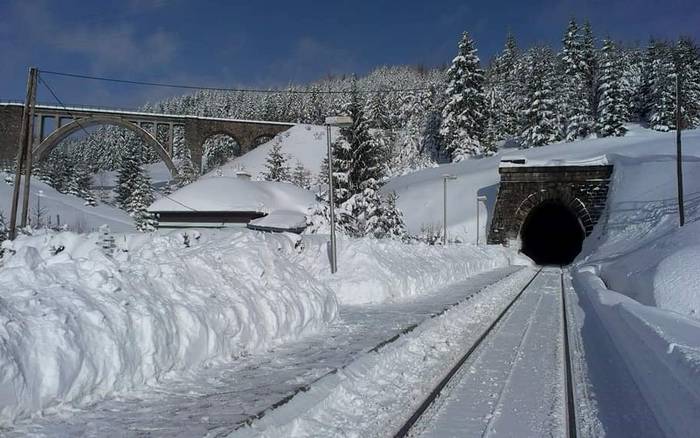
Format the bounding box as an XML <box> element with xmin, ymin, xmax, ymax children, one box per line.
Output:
<box><xmin>230</xmin><ymin>267</ymin><xmax>526</xmax><ymax>433</ymax></box>
<box><xmin>397</xmin><ymin>267</ymin><xmax>578</xmax><ymax>438</ymax></box>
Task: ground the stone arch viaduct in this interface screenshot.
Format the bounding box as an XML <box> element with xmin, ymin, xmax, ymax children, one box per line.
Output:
<box><xmin>0</xmin><ymin>102</ymin><xmax>294</xmax><ymax>175</ymax></box>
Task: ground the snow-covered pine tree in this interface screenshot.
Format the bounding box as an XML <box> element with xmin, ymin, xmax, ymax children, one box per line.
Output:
<box><xmin>581</xmin><ymin>21</ymin><xmax>599</xmax><ymax>122</ymax></box>
<box><xmin>521</xmin><ymin>47</ymin><xmax>560</xmax><ymax>146</ymax></box>
<box><xmin>486</xmin><ymin>32</ymin><xmax>522</xmax><ymax>144</ymax></box>
<box><xmin>342</xmin><ymin>80</ymin><xmax>383</xmax><ymax>193</ymax></box>
<box><xmin>261</xmin><ymin>139</ymin><xmax>290</xmax><ymax>182</ymax></box>
<box><xmin>597</xmin><ymin>39</ymin><xmax>628</xmax><ymax>136</ymax></box>
<box><xmin>176</xmin><ymin>161</ymin><xmax>198</xmax><ymax>189</ymax></box>
<box><xmin>675</xmin><ymin>38</ymin><xmax>700</xmax><ymax>129</ymax></box>
<box><xmin>365</xmin><ymin>90</ymin><xmax>391</xmax><ymax>129</ymax></box>
<box><xmin>69</xmin><ymin>164</ymin><xmax>97</xmax><ymax>206</ymax></box>
<box><xmin>560</xmin><ymin>19</ymin><xmax>594</xmax><ymax>140</ymax></box>
<box><xmin>342</xmin><ymin>178</ymin><xmax>406</xmax><ymax>239</ymax></box>
<box><xmin>115</xmin><ymin>146</ymin><xmax>142</xmax><ymax>210</ymax></box>
<box><xmin>440</xmin><ymin>32</ymin><xmax>486</xmax><ymax>161</ymax></box>
<box><xmin>128</xmin><ymin>173</ymin><xmax>157</xmax><ymax>232</ymax></box>
<box><xmin>291</xmin><ymin>160</ymin><xmax>312</xmax><ymax>190</ymax></box>
<box><xmin>374</xmin><ymin>190</ymin><xmax>407</xmax><ymax>240</ymax></box>
<box><xmin>646</xmin><ymin>41</ymin><xmax>677</xmax><ymax>131</ymax></box>
<box><xmin>202</xmin><ymin>134</ymin><xmax>239</xmax><ymax>172</ymax></box>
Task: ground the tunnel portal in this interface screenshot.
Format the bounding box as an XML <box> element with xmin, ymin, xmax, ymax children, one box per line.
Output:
<box><xmin>488</xmin><ymin>160</ymin><xmax>613</xmax><ymax>266</ymax></box>
<box><xmin>520</xmin><ymin>200</ymin><xmax>586</xmax><ymax>265</ymax></box>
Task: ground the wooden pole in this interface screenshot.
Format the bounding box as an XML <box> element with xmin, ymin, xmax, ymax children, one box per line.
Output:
<box><xmin>20</xmin><ymin>68</ymin><xmax>39</xmax><ymax>229</ymax></box>
<box><xmin>9</xmin><ymin>67</ymin><xmax>38</xmax><ymax>240</ymax></box>
<box><xmin>676</xmin><ymin>70</ymin><xmax>685</xmax><ymax>227</ymax></box>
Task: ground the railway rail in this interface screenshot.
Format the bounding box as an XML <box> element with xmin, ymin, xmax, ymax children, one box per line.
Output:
<box><xmin>395</xmin><ymin>266</ymin><xmax>578</xmax><ymax>438</ymax></box>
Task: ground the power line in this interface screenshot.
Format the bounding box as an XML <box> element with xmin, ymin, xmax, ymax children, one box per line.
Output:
<box><xmin>38</xmin><ymin>69</ymin><xmax>434</xmax><ymax>95</ymax></box>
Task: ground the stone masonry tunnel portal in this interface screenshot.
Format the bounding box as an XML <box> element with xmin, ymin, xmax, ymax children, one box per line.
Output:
<box><xmin>488</xmin><ymin>161</ymin><xmax>614</xmax><ymax>266</ymax></box>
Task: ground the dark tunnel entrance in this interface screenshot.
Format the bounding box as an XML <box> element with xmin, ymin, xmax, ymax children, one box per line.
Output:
<box><xmin>520</xmin><ymin>200</ymin><xmax>586</xmax><ymax>265</ymax></box>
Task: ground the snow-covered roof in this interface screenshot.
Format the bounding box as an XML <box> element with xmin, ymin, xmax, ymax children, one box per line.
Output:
<box><xmin>148</xmin><ymin>177</ymin><xmax>316</xmax><ymax>213</ymax></box>
<box><xmin>499</xmin><ymin>155</ymin><xmax>610</xmax><ymax>168</ymax></box>
<box><xmin>247</xmin><ymin>210</ymin><xmax>308</xmax><ymax>233</ymax></box>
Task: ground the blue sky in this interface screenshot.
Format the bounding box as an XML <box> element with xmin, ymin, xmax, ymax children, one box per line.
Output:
<box><xmin>1</xmin><ymin>0</ymin><xmax>699</xmax><ymax>107</ymax></box>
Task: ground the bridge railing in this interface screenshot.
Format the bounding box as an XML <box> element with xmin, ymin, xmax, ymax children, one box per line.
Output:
<box><xmin>0</xmin><ymin>98</ymin><xmax>162</xmax><ymax>115</ymax></box>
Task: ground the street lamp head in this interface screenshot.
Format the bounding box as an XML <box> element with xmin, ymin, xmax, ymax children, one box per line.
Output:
<box><xmin>325</xmin><ymin>116</ymin><xmax>353</xmax><ymax>128</ymax></box>
<box><xmin>442</xmin><ymin>174</ymin><xmax>458</xmax><ymax>181</ymax></box>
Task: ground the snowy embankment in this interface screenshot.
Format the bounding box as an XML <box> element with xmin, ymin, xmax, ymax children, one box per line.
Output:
<box><xmin>0</xmin><ymin>173</ymin><xmax>134</xmax><ymax>233</ymax></box>
<box><xmin>571</xmin><ymin>145</ymin><xmax>700</xmax><ymax>433</ymax></box>
<box><xmin>0</xmin><ymin>227</ymin><xmax>514</xmax><ymax>425</ymax></box>
<box><xmin>297</xmin><ymin>235</ymin><xmax>515</xmax><ymax>305</ymax></box>
<box><xmin>0</xmin><ymin>229</ymin><xmax>337</xmax><ymax>425</ymax></box>
<box><xmin>233</xmin><ymin>268</ymin><xmax>536</xmax><ymax>437</ymax></box>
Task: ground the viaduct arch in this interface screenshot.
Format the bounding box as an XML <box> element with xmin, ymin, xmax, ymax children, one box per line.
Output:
<box><xmin>0</xmin><ymin>102</ymin><xmax>295</xmax><ymax>176</ymax></box>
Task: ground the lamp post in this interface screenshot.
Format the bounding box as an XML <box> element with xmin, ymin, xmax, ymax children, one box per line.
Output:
<box><xmin>325</xmin><ymin>115</ymin><xmax>353</xmax><ymax>273</ymax></box>
<box><xmin>442</xmin><ymin>174</ymin><xmax>457</xmax><ymax>245</ymax></box>
<box><xmin>476</xmin><ymin>195</ymin><xmax>487</xmax><ymax>245</ymax></box>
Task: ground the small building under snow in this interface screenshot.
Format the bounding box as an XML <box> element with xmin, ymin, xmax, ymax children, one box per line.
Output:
<box><xmin>148</xmin><ymin>175</ymin><xmax>315</xmax><ymax>233</ymax></box>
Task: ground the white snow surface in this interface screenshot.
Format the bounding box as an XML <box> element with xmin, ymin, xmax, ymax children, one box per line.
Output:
<box><xmin>0</xmin><ymin>229</ymin><xmax>336</xmax><ymax>425</ymax></box>
<box><xmin>233</xmin><ymin>268</ymin><xmax>537</xmax><ymax>438</ymax></box>
<box><xmin>0</xmin><ymin>227</ymin><xmax>513</xmax><ymax>427</ymax></box>
<box><xmin>148</xmin><ymin>177</ymin><xmax>316</xmax><ymax>214</ymax></box>
<box><xmin>0</xmin><ymin>173</ymin><xmax>134</xmax><ymax>233</ymax></box>
<box><xmin>213</xmin><ymin>124</ymin><xmax>331</xmax><ymax>179</ymax></box>
<box><xmin>248</xmin><ymin>210</ymin><xmax>307</xmax><ymax>231</ymax></box>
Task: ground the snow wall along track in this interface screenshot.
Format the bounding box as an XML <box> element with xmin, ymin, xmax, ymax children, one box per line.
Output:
<box><xmin>488</xmin><ymin>162</ymin><xmax>613</xmax><ymax>265</ymax></box>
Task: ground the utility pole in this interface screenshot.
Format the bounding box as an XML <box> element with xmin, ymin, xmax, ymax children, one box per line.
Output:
<box><xmin>676</xmin><ymin>69</ymin><xmax>685</xmax><ymax>227</ymax></box>
<box><xmin>9</xmin><ymin>67</ymin><xmax>38</xmax><ymax>240</ymax></box>
<box><xmin>324</xmin><ymin>116</ymin><xmax>352</xmax><ymax>273</ymax></box>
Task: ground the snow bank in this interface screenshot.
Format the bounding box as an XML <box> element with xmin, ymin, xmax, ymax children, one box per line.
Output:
<box><xmin>148</xmin><ymin>177</ymin><xmax>315</xmax><ymax>214</ymax></box>
<box><xmin>0</xmin><ymin>229</ymin><xmax>337</xmax><ymax>425</ymax></box>
<box><xmin>232</xmin><ymin>268</ymin><xmax>535</xmax><ymax>437</ymax></box>
<box><xmin>0</xmin><ymin>172</ymin><xmax>134</xmax><ymax>233</ymax></box>
<box><xmin>296</xmin><ymin>235</ymin><xmax>515</xmax><ymax>305</ymax></box>
<box><xmin>580</xmin><ymin>154</ymin><xmax>700</xmax><ymax>319</ymax></box>
<box><xmin>572</xmin><ymin>270</ymin><xmax>700</xmax><ymax>437</ymax></box>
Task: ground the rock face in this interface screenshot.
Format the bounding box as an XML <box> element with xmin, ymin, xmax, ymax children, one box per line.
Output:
<box><xmin>488</xmin><ymin>164</ymin><xmax>614</xmax><ymax>245</ymax></box>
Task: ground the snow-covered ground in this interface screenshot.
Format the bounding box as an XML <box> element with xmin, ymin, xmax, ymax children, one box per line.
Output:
<box><xmin>0</xmin><ymin>227</ymin><xmax>514</xmax><ymax>429</ymax></box>
<box><xmin>0</xmin><ymin>173</ymin><xmax>134</xmax><ymax>233</ymax></box>
<box><xmin>5</xmin><ymin>266</ymin><xmax>521</xmax><ymax>436</ymax></box>
<box><xmin>212</xmin><ymin>124</ymin><xmax>330</xmax><ymax>180</ymax></box>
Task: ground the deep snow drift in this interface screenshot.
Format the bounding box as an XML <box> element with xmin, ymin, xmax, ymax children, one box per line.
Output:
<box><xmin>0</xmin><ymin>227</ymin><xmax>513</xmax><ymax>426</ymax></box>
<box><xmin>0</xmin><ymin>229</ymin><xmax>336</xmax><ymax>425</ymax></box>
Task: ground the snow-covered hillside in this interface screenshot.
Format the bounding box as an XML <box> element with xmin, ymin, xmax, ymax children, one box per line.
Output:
<box><xmin>0</xmin><ymin>173</ymin><xmax>134</xmax><ymax>233</ymax></box>
<box><xmin>385</xmin><ymin>125</ymin><xmax>700</xmax><ymax>242</ymax></box>
<box><xmin>211</xmin><ymin>125</ymin><xmax>331</xmax><ymax>180</ymax></box>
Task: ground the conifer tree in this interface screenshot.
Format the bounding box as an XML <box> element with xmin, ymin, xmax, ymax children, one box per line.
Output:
<box><xmin>675</xmin><ymin>38</ymin><xmax>700</xmax><ymax>129</ymax></box>
<box><xmin>581</xmin><ymin>21</ymin><xmax>599</xmax><ymax>120</ymax></box>
<box><xmin>175</xmin><ymin>158</ymin><xmax>199</xmax><ymax>188</ymax></box>
<box><xmin>647</xmin><ymin>41</ymin><xmax>676</xmax><ymax>131</ymax></box>
<box><xmin>560</xmin><ymin>19</ymin><xmax>594</xmax><ymax>140</ymax></box>
<box><xmin>521</xmin><ymin>47</ymin><xmax>560</xmax><ymax>146</ymax></box>
<box><xmin>128</xmin><ymin>174</ymin><xmax>157</xmax><ymax>232</ymax></box>
<box><xmin>440</xmin><ymin>32</ymin><xmax>486</xmax><ymax>161</ymax></box>
<box><xmin>342</xmin><ymin>80</ymin><xmax>383</xmax><ymax>192</ymax></box>
<box><xmin>488</xmin><ymin>32</ymin><xmax>522</xmax><ymax>142</ymax></box>
<box><xmin>365</xmin><ymin>91</ymin><xmax>391</xmax><ymax>129</ymax></box>
<box><xmin>115</xmin><ymin>151</ymin><xmax>140</xmax><ymax>210</ymax></box>
<box><xmin>291</xmin><ymin>160</ymin><xmax>312</xmax><ymax>190</ymax></box>
<box><xmin>262</xmin><ymin>139</ymin><xmax>291</xmax><ymax>182</ymax></box>
<box><xmin>597</xmin><ymin>39</ymin><xmax>628</xmax><ymax>136</ymax></box>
